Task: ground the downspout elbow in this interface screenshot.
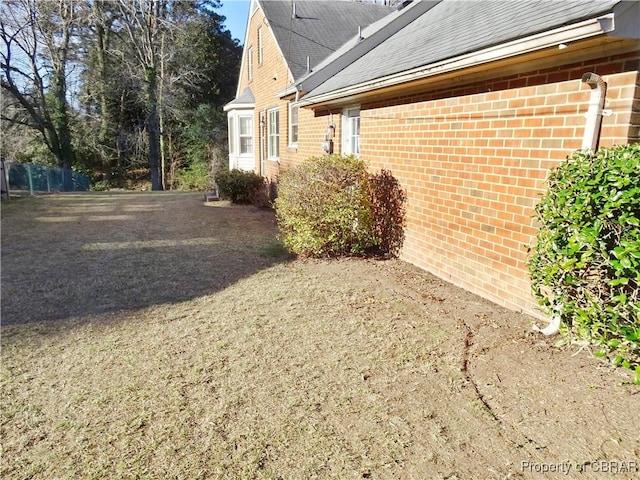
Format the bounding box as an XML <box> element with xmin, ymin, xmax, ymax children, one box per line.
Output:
<box><xmin>580</xmin><ymin>72</ymin><xmax>607</xmax><ymax>152</ymax></box>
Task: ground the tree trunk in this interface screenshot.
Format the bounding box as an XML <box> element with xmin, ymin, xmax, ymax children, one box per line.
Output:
<box><xmin>51</xmin><ymin>67</ymin><xmax>75</xmax><ymax>190</ymax></box>
<box><xmin>159</xmin><ymin>33</ymin><xmax>166</xmax><ymax>190</ymax></box>
<box><xmin>95</xmin><ymin>16</ymin><xmax>113</xmax><ymax>182</ymax></box>
<box><xmin>144</xmin><ymin>66</ymin><xmax>162</xmax><ymax>191</ymax></box>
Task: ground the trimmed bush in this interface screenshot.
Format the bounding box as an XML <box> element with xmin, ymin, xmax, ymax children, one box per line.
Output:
<box><xmin>274</xmin><ymin>154</ymin><xmax>374</xmax><ymax>256</ymax></box>
<box><xmin>215</xmin><ymin>169</ymin><xmax>265</xmax><ymax>204</ymax></box>
<box><xmin>527</xmin><ymin>144</ymin><xmax>640</xmax><ymax>380</ymax></box>
<box><xmin>274</xmin><ymin>154</ymin><xmax>406</xmax><ymax>258</ymax></box>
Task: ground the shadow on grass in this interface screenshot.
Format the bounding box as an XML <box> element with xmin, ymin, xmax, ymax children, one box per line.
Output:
<box><xmin>1</xmin><ymin>192</ymin><xmax>294</xmax><ymax>329</ymax></box>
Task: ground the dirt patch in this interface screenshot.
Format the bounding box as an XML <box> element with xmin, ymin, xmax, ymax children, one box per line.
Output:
<box><xmin>1</xmin><ymin>192</ymin><xmax>638</xmax><ymax>479</ymax></box>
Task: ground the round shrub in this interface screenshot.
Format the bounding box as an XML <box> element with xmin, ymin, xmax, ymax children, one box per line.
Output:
<box><xmin>274</xmin><ymin>154</ymin><xmax>375</xmax><ymax>256</ymax></box>
<box><xmin>528</xmin><ymin>143</ymin><xmax>640</xmax><ymax>375</ymax></box>
<box><xmin>215</xmin><ymin>169</ymin><xmax>265</xmax><ymax>204</ymax></box>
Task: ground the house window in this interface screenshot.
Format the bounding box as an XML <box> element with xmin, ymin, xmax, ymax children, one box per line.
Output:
<box><xmin>227</xmin><ymin>109</ymin><xmax>255</xmax><ymax>171</ymax></box>
<box><xmin>247</xmin><ymin>46</ymin><xmax>253</xmax><ymax>81</ymax></box>
<box><xmin>342</xmin><ymin>107</ymin><xmax>360</xmax><ymax>156</ymax></box>
<box><xmin>289</xmin><ymin>103</ymin><xmax>299</xmax><ymax>146</ymax></box>
<box><xmin>268</xmin><ymin>108</ymin><xmax>279</xmax><ymax>160</ymax></box>
<box><xmin>239</xmin><ymin>115</ymin><xmax>253</xmax><ymax>154</ymax></box>
<box><xmin>258</xmin><ymin>27</ymin><xmax>263</xmax><ymax>65</ymax></box>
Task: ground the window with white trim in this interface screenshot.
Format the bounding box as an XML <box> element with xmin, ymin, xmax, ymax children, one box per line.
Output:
<box><xmin>342</xmin><ymin>107</ymin><xmax>360</xmax><ymax>156</ymax></box>
<box><xmin>227</xmin><ymin>112</ymin><xmax>253</xmax><ymax>156</ymax></box>
<box><xmin>258</xmin><ymin>27</ymin><xmax>263</xmax><ymax>65</ymax></box>
<box><xmin>268</xmin><ymin>108</ymin><xmax>279</xmax><ymax>160</ymax></box>
<box><xmin>247</xmin><ymin>46</ymin><xmax>253</xmax><ymax>81</ymax></box>
<box><xmin>238</xmin><ymin>115</ymin><xmax>253</xmax><ymax>154</ymax></box>
<box><xmin>289</xmin><ymin>103</ymin><xmax>299</xmax><ymax>146</ymax></box>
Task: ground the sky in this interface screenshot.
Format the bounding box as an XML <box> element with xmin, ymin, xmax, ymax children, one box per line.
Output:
<box><xmin>217</xmin><ymin>0</ymin><xmax>251</xmax><ymax>44</ymax></box>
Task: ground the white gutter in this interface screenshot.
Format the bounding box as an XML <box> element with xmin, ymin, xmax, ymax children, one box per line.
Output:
<box><xmin>223</xmin><ymin>102</ymin><xmax>254</xmax><ymax>112</ymax></box>
<box><xmin>275</xmin><ymin>84</ymin><xmax>298</xmax><ymax>99</ymax></box>
<box><xmin>297</xmin><ymin>15</ymin><xmax>614</xmax><ymax>107</ymax></box>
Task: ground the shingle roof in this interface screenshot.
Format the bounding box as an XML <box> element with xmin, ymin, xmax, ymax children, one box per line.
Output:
<box><xmin>260</xmin><ymin>0</ymin><xmax>393</xmax><ymax>81</ymax></box>
<box><xmin>304</xmin><ymin>0</ymin><xmax>621</xmax><ymax>99</ymax></box>
<box><xmin>224</xmin><ymin>87</ymin><xmax>255</xmax><ymax>109</ymax></box>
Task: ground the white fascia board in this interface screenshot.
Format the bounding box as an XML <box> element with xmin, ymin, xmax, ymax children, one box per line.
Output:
<box><xmin>235</xmin><ymin>0</ymin><xmax>295</xmax><ymax>98</ymax></box>
<box><xmin>275</xmin><ymin>85</ymin><xmax>297</xmax><ymax>99</ymax></box>
<box><xmin>235</xmin><ymin>0</ymin><xmax>258</xmax><ymax>98</ymax></box>
<box><xmin>297</xmin><ymin>16</ymin><xmax>611</xmax><ymax>107</ymax></box>
<box><xmin>224</xmin><ymin>103</ymin><xmax>255</xmax><ymax>112</ymax></box>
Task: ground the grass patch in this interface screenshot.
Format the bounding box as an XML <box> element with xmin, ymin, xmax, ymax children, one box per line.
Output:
<box><xmin>2</xmin><ymin>192</ymin><xmax>638</xmax><ymax>479</ymax></box>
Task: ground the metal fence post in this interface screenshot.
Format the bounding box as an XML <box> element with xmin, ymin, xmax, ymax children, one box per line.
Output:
<box><xmin>26</xmin><ymin>164</ymin><xmax>34</xmax><ymax>195</ymax></box>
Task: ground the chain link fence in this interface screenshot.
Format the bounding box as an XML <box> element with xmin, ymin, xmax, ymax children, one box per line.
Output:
<box><xmin>2</xmin><ymin>161</ymin><xmax>90</xmax><ymax>196</ymax></box>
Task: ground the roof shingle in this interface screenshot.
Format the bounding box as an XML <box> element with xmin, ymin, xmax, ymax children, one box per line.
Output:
<box><xmin>304</xmin><ymin>0</ymin><xmax>621</xmax><ymax>99</ymax></box>
<box><xmin>260</xmin><ymin>0</ymin><xmax>393</xmax><ymax>80</ymax></box>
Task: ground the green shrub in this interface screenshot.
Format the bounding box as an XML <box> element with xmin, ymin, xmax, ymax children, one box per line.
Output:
<box><xmin>274</xmin><ymin>154</ymin><xmax>406</xmax><ymax>258</ymax></box>
<box><xmin>215</xmin><ymin>168</ymin><xmax>265</xmax><ymax>204</ymax></box>
<box><xmin>174</xmin><ymin>161</ymin><xmax>210</xmax><ymax>191</ymax></box>
<box><xmin>527</xmin><ymin>143</ymin><xmax>640</xmax><ymax>381</ymax></box>
<box><xmin>274</xmin><ymin>154</ymin><xmax>374</xmax><ymax>256</ymax></box>
<box><xmin>90</xmin><ymin>179</ymin><xmax>111</xmax><ymax>192</ymax></box>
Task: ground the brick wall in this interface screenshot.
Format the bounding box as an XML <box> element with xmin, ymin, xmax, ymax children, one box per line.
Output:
<box><xmin>357</xmin><ymin>52</ymin><xmax>639</xmax><ymax>316</ymax></box>
<box><xmin>241</xmin><ymin>7</ymin><xmax>639</xmax><ymax>317</ymax></box>
<box><xmin>239</xmin><ymin>6</ymin><xmax>346</xmax><ymax>183</ymax></box>
<box><xmin>238</xmin><ymin>6</ymin><xmax>291</xmax><ymax>181</ymax></box>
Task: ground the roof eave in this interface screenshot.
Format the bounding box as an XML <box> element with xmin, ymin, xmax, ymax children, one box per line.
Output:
<box><xmin>224</xmin><ymin>102</ymin><xmax>255</xmax><ymax>112</ymax></box>
<box><xmin>275</xmin><ymin>84</ymin><xmax>298</xmax><ymax>99</ymax></box>
<box><xmin>297</xmin><ymin>14</ymin><xmax>615</xmax><ymax>108</ymax></box>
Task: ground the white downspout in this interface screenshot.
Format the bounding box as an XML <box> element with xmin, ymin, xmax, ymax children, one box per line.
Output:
<box><xmin>580</xmin><ymin>72</ymin><xmax>607</xmax><ymax>152</ymax></box>
<box><xmin>534</xmin><ymin>72</ymin><xmax>609</xmax><ymax>337</ymax></box>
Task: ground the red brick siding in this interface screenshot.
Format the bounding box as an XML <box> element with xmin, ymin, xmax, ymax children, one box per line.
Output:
<box><xmin>238</xmin><ymin>6</ymin><xmax>292</xmax><ymax>181</ymax></box>
<box><xmin>241</xmin><ymin>10</ymin><xmax>639</xmax><ymax>317</ymax></box>
<box><xmin>359</xmin><ymin>54</ymin><xmax>639</xmax><ymax>316</ymax></box>
<box><xmin>238</xmin><ymin>7</ymin><xmax>347</xmax><ymax>182</ymax></box>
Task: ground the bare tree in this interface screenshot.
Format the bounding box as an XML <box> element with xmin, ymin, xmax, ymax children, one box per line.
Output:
<box><xmin>115</xmin><ymin>0</ymin><xmax>166</xmax><ymax>190</ymax></box>
<box><xmin>0</xmin><ymin>0</ymin><xmax>80</xmax><ymax>184</ymax></box>
<box><xmin>86</xmin><ymin>0</ymin><xmax>119</xmax><ymax>181</ymax></box>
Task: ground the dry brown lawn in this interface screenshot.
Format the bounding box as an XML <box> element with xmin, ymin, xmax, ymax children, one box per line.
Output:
<box><xmin>1</xmin><ymin>192</ymin><xmax>638</xmax><ymax>479</ymax></box>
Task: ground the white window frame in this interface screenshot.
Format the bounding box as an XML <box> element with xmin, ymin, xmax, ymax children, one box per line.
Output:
<box><xmin>288</xmin><ymin>103</ymin><xmax>299</xmax><ymax>147</ymax></box>
<box><xmin>227</xmin><ymin>111</ymin><xmax>254</xmax><ymax>157</ymax></box>
<box><xmin>247</xmin><ymin>46</ymin><xmax>253</xmax><ymax>81</ymax></box>
<box><xmin>238</xmin><ymin>115</ymin><xmax>253</xmax><ymax>155</ymax></box>
<box><xmin>342</xmin><ymin>106</ymin><xmax>360</xmax><ymax>156</ymax></box>
<box><xmin>226</xmin><ymin>109</ymin><xmax>255</xmax><ymax>172</ymax></box>
<box><xmin>267</xmin><ymin>108</ymin><xmax>279</xmax><ymax>160</ymax></box>
<box><xmin>257</xmin><ymin>27</ymin><xmax>263</xmax><ymax>65</ymax></box>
